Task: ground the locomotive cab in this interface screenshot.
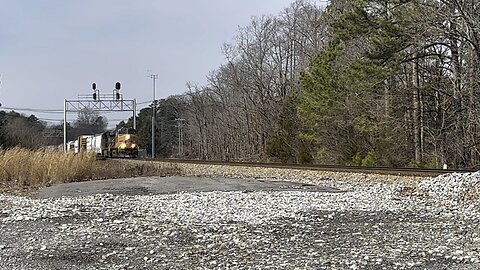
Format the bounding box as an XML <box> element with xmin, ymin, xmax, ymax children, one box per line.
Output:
<box><xmin>114</xmin><ymin>127</ymin><xmax>139</xmax><ymax>157</ymax></box>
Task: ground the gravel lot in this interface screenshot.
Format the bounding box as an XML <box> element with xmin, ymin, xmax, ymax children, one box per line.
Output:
<box><xmin>1</xmin><ymin>163</ymin><xmax>480</xmax><ymax>269</ymax></box>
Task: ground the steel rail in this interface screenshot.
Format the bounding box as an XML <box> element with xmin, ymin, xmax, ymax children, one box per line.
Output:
<box><xmin>149</xmin><ymin>158</ymin><xmax>477</xmax><ymax>177</ymax></box>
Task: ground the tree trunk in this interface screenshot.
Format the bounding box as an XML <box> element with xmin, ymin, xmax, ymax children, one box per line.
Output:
<box><xmin>449</xmin><ymin>4</ymin><xmax>463</xmax><ymax>168</ymax></box>
<box><xmin>412</xmin><ymin>59</ymin><xmax>422</xmax><ymax>165</ymax></box>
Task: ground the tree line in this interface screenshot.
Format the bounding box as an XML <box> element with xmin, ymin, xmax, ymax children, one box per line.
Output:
<box><xmin>132</xmin><ymin>0</ymin><xmax>479</xmax><ymax>169</ymax></box>
<box><xmin>0</xmin><ymin>109</ymin><xmax>107</xmax><ymax>148</ymax></box>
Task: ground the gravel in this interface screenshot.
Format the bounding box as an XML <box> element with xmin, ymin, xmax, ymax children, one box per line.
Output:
<box><xmin>418</xmin><ymin>171</ymin><xmax>480</xmax><ymax>203</ymax></box>
<box><xmin>1</xmin><ymin>163</ymin><xmax>480</xmax><ymax>269</ymax></box>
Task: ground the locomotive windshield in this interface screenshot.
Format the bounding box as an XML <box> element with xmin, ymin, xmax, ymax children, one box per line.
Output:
<box><xmin>117</xmin><ymin>128</ymin><xmax>128</xmax><ymax>135</ymax></box>
<box><xmin>117</xmin><ymin>128</ymin><xmax>136</xmax><ymax>135</ymax></box>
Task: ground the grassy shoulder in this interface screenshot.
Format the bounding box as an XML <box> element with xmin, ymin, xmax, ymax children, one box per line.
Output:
<box><xmin>0</xmin><ymin>148</ymin><xmax>181</xmax><ymax>195</ymax></box>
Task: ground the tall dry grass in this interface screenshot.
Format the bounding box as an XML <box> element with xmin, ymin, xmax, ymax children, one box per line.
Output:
<box><xmin>0</xmin><ymin>148</ymin><xmax>180</xmax><ymax>194</ymax></box>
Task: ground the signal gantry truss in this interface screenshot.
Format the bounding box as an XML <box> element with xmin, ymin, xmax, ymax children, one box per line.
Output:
<box><xmin>65</xmin><ymin>99</ymin><xmax>136</xmax><ymax>113</ymax></box>
<box><xmin>63</xmin><ymin>95</ymin><xmax>137</xmax><ymax>152</ymax></box>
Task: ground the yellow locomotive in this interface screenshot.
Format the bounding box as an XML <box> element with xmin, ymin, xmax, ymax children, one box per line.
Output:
<box><xmin>109</xmin><ymin>127</ymin><xmax>138</xmax><ymax>157</ymax></box>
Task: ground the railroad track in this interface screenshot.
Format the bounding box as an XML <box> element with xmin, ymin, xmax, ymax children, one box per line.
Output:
<box><xmin>149</xmin><ymin>158</ymin><xmax>476</xmax><ymax>177</ymax></box>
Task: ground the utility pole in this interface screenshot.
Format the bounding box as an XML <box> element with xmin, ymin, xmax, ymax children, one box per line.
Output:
<box><xmin>0</xmin><ymin>74</ymin><xmax>2</xmax><ymax>107</ymax></box>
<box><xmin>150</xmin><ymin>74</ymin><xmax>158</xmax><ymax>158</ymax></box>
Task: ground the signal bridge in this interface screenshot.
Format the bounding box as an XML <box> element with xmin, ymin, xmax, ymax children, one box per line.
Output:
<box><xmin>63</xmin><ymin>82</ymin><xmax>137</xmax><ymax>151</ymax></box>
<box><xmin>66</xmin><ymin>95</ymin><xmax>136</xmax><ymax>113</ymax></box>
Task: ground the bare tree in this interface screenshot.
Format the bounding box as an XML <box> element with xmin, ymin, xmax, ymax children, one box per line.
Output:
<box><xmin>73</xmin><ymin>108</ymin><xmax>108</xmax><ymax>134</ymax></box>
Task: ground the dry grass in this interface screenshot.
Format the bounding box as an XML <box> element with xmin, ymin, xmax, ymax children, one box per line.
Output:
<box><xmin>0</xmin><ymin>148</ymin><xmax>181</xmax><ymax>194</ymax></box>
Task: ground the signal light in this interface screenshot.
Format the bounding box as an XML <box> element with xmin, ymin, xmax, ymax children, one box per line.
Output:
<box><xmin>115</xmin><ymin>82</ymin><xmax>121</xmax><ymax>90</ymax></box>
<box><xmin>93</xmin><ymin>92</ymin><xmax>97</xmax><ymax>100</ymax></box>
<box><xmin>116</xmin><ymin>92</ymin><xmax>120</xmax><ymax>100</ymax></box>
<box><xmin>92</xmin><ymin>83</ymin><xmax>97</xmax><ymax>90</ymax></box>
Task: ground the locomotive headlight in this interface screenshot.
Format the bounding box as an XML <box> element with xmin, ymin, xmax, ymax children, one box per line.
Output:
<box><xmin>120</xmin><ymin>143</ymin><xmax>127</xmax><ymax>149</ymax></box>
<box><xmin>125</xmin><ymin>135</ymin><xmax>131</xmax><ymax>140</ymax></box>
<box><xmin>131</xmin><ymin>144</ymin><xmax>136</xmax><ymax>148</ymax></box>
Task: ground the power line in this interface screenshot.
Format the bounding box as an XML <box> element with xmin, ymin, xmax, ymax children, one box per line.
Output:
<box><xmin>1</xmin><ymin>107</ymin><xmax>141</xmax><ymax>115</ymax></box>
<box><xmin>37</xmin><ymin>118</ymin><xmax>66</xmax><ymax>122</ymax></box>
<box><xmin>137</xmin><ymin>100</ymin><xmax>154</xmax><ymax>105</ymax></box>
<box><xmin>0</xmin><ymin>100</ymin><xmax>154</xmax><ymax>114</ymax></box>
<box><xmin>1</xmin><ymin>106</ymin><xmax>64</xmax><ymax>113</ymax></box>
<box><xmin>37</xmin><ymin>117</ymin><xmax>131</xmax><ymax>122</ymax></box>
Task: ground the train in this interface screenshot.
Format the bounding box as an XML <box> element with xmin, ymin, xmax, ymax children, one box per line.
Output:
<box><xmin>66</xmin><ymin>127</ymin><xmax>139</xmax><ymax>158</ymax></box>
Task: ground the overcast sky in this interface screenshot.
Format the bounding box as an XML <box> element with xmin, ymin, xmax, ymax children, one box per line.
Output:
<box><xmin>0</xmin><ymin>0</ymin><xmax>300</xmax><ymax>127</ymax></box>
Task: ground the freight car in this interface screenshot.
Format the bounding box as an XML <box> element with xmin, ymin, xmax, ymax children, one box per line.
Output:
<box><xmin>67</xmin><ymin>127</ymin><xmax>139</xmax><ymax>158</ymax></box>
